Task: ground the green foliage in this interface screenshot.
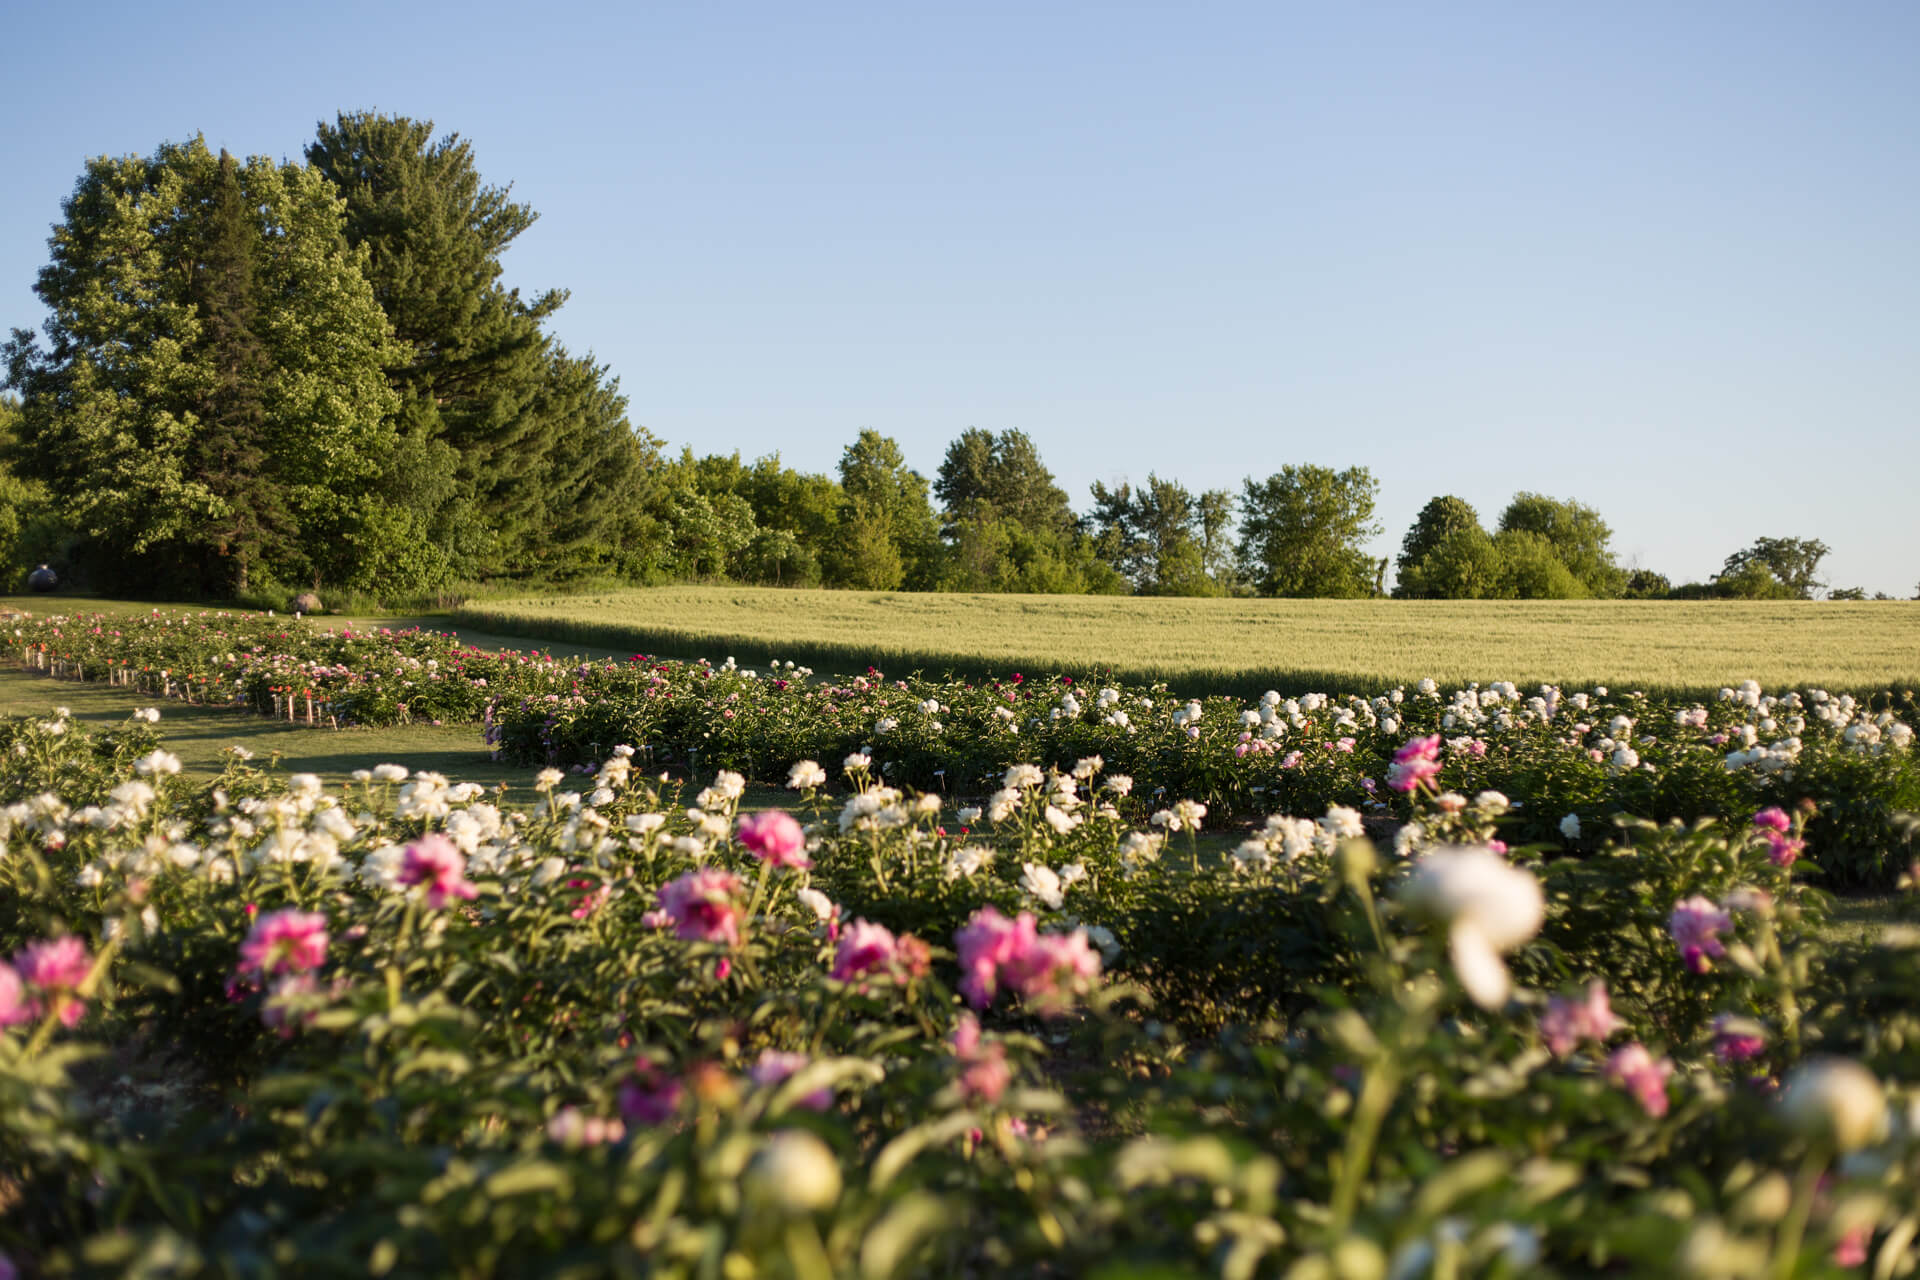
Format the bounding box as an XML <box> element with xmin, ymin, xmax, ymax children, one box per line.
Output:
<box><xmin>829</xmin><ymin>430</ymin><xmax>941</xmax><ymax>590</ymax></box>
<box><xmin>1491</xmin><ymin>529</ymin><xmax>1590</xmax><ymax>599</ymax></box>
<box><xmin>1718</xmin><ymin>537</ymin><xmax>1832</xmax><ymax>600</ymax></box>
<box><xmin>3</xmin><ymin>137</ymin><xmax>403</xmax><ymax>597</ymax></box>
<box><xmin>1234</xmin><ymin>465</ymin><xmax>1382</xmax><ymax>598</ymax></box>
<box><xmin>1395</xmin><ymin>524</ymin><xmax>1503</xmax><ymax>600</ymax></box>
<box><xmin>1497</xmin><ymin>492</ymin><xmax>1625</xmax><ymax>597</ymax></box>
<box><xmin>1394</xmin><ymin>495</ymin><xmax>1484</xmax><ymax>598</ymax></box>
<box><xmin>1088</xmin><ymin>474</ymin><xmax>1231</xmax><ymax>596</ymax></box>
<box><xmin>306</xmin><ymin>112</ymin><xmax>651</xmax><ymax>584</ymax></box>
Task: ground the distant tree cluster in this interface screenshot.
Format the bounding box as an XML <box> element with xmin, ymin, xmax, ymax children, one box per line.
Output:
<box><xmin>2</xmin><ymin>115</ymin><xmax>1907</xmax><ymax>605</ymax></box>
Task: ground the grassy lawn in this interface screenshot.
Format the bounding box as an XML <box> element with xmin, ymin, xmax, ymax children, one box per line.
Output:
<box><xmin>456</xmin><ymin>586</ymin><xmax>1920</xmax><ymax>698</ymax></box>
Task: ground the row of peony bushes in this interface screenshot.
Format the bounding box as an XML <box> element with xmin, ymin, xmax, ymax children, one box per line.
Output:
<box><xmin>2</xmin><ymin>709</ymin><xmax>1920</xmax><ymax>1275</ymax></box>
<box><xmin>7</xmin><ymin>609</ymin><xmax>1918</xmax><ymax>885</ymax></box>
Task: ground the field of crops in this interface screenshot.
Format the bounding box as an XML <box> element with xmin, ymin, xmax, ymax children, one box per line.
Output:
<box><xmin>456</xmin><ymin>587</ymin><xmax>1920</xmax><ymax>698</ymax></box>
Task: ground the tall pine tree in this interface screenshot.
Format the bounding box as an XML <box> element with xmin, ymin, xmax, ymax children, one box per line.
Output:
<box><xmin>184</xmin><ymin>150</ymin><xmax>291</xmax><ymax>594</ymax></box>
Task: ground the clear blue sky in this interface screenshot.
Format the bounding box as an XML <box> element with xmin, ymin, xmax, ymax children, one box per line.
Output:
<box><xmin>6</xmin><ymin>1</ymin><xmax>1917</xmax><ymax>595</ymax></box>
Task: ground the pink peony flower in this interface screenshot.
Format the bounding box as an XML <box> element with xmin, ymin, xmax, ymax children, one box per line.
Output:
<box><xmin>1752</xmin><ymin>807</ymin><xmax>1792</xmax><ymax>833</ymax></box>
<box><xmin>1386</xmin><ymin>735</ymin><xmax>1443</xmax><ymax>793</ymax></box>
<box><xmin>1833</xmin><ymin>1226</ymin><xmax>1870</xmax><ymax>1268</ymax></box>
<box><xmin>1764</xmin><ymin>830</ymin><xmax>1805</xmax><ymax>868</ymax></box>
<box><xmin>398</xmin><ymin>834</ymin><xmax>479</xmax><ymax>909</ymax></box>
<box><xmin>1605</xmin><ymin>1042</ymin><xmax>1675</xmax><ymax>1117</ymax></box>
<box><xmin>14</xmin><ymin>936</ymin><xmax>93</xmax><ymax>1028</ymax></box>
<box><xmin>950</xmin><ymin>1012</ymin><xmax>1011</xmax><ymax>1104</ymax></box>
<box><xmin>954</xmin><ymin>907</ymin><xmax>1039</xmax><ymax>1010</ymax></box>
<box><xmin>0</xmin><ymin>963</ymin><xmax>29</xmax><ymax>1028</ymax></box>
<box><xmin>953</xmin><ymin>907</ymin><xmax>1102</xmax><ymax>1017</ymax></box>
<box><xmin>618</xmin><ymin>1057</ymin><xmax>684</xmax><ymax>1126</ymax></box>
<box><xmin>655</xmin><ymin>868</ymin><xmax>745</xmax><ymax>946</ymax></box>
<box><xmin>749</xmin><ymin>1050</ymin><xmax>832</xmax><ymax>1111</ymax></box>
<box><xmin>1005</xmin><ymin>929</ymin><xmax>1104</xmax><ymax>1016</ymax></box>
<box><xmin>737</xmin><ymin>810</ymin><xmax>810</xmax><ymax>868</ymax></box>
<box><xmin>831</xmin><ymin>919</ymin><xmax>901</xmax><ymax>981</ymax></box>
<box><xmin>1539</xmin><ymin>980</ymin><xmax>1626</xmax><ymax>1058</ymax></box>
<box><xmin>1669</xmin><ymin>896</ymin><xmax>1733</xmax><ymax>973</ymax></box>
<box><xmin>1712</xmin><ymin>1014</ymin><xmax>1768</xmax><ymax>1065</ymax></box>
<box><xmin>238</xmin><ymin>909</ymin><xmax>329</xmax><ymax>978</ymax></box>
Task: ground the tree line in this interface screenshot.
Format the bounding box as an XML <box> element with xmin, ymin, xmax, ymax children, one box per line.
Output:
<box><xmin>1</xmin><ymin>113</ymin><xmax>1902</xmax><ymax>605</ymax></box>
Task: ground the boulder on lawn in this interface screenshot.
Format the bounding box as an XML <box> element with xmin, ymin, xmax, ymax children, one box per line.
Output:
<box><xmin>292</xmin><ymin>592</ymin><xmax>324</xmax><ymax>614</ymax></box>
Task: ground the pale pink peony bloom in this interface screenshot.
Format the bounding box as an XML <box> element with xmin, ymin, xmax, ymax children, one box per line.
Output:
<box><xmin>547</xmin><ymin>1105</ymin><xmax>626</xmax><ymax>1146</ymax></box>
<box><xmin>238</xmin><ymin>909</ymin><xmax>329</xmax><ymax>978</ymax></box>
<box><xmin>749</xmin><ymin>1050</ymin><xmax>832</xmax><ymax>1111</ymax></box>
<box><xmin>656</xmin><ymin>868</ymin><xmax>745</xmax><ymax>946</ymax></box>
<box><xmin>398</xmin><ymin>834</ymin><xmax>479</xmax><ymax>909</ymax></box>
<box><xmin>1005</xmin><ymin>929</ymin><xmax>1104</xmax><ymax>1016</ymax></box>
<box><xmin>1670</xmin><ymin>897</ymin><xmax>1733</xmax><ymax>973</ymax></box>
<box><xmin>950</xmin><ymin>1012</ymin><xmax>1011</xmax><ymax>1104</ymax></box>
<box><xmin>1539</xmin><ymin>981</ymin><xmax>1626</xmax><ymax>1058</ymax></box>
<box><xmin>737</xmin><ymin>810</ymin><xmax>810</xmax><ymax>868</ymax></box>
<box><xmin>14</xmin><ymin>936</ymin><xmax>93</xmax><ymax>1028</ymax></box>
<box><xmin>0</xmin><ymin>963</ymin><xmax>29</xmax><ymax>1028</ymax></box>
<box><xmin>1605</xmin><ymin>1043</ymin><xmax>1675</xmax><ymax>1117</ymax></box>
<box><xmin>1386</xmin><ymin>735</ymin><xmax>1443</xmax><ymax>793</ymax></box>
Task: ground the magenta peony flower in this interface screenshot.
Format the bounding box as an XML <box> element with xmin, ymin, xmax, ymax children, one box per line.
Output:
<box><xmin>1712</xmin><ymin>1014</ymin><xmax>1769</xmax><ymax>1065</ymax></box>
<box><xmin>1004</xmin><ymin>929</ymin><xmax>1104</xmax><ymax>1016</ymax></box>
<box><xmin>656</xmin><ymin>868</ymin><xmax>745</xmax><ymax>946</ymax></box>
<box><xmin>1752</xmin><ymin>807</ymin><xmax>1792</xmax><ymax>833</ymax></box>
<box><xmin>14</xmin><ymin>936</ymin><xmax>93</xmax><ymax>1028</ymax></box>
<box><xmin>618</xmin><ymin>1058</ymin><xmax>685</xmax><ymax>1126</ymax></box>
<box><xmin>1605</xmin><ymin>1042</ymin><xmax>1675</xmax><ymax>1117</ymax></box>
<box><xmin>1669</xmin><ymin>897</ymin><xmax>1733</xmax><ymax>974</ymax></box>
<box><xmin>1386</xmin><ymin>735</ymin><xmax>1443</xmax><ymax>793</ymax></box>
<box><xmin>238</xmin><ymin>909</ymin><xmax>329</xmax><ymax>978</ymax></box>
<box><xmin>954</xmin><ymin>906</ymin><xmax>1039</xmax><ymax>1010</ymax></box>
<box><xmin>1539</xmin><ymin>980</ymin><xmax>1626</xmax><ymax>1058</ymax></box>
<box><xmin>737</xmin><ymin>810</ymin><xmax>810</xmax><ymax>868</ymax></box>
<box><xmin>398</xmin><ymin>834</ymin><xmax>479</xmax><ymax>909</ymax></box>
<box><xmin>831</xmin><ymin>919</ymin><xmax>897</xmax><ymax>981</ymax></box>
<box><xmin>953</xmin><ymin>907</ymin><xmax>1101</xmax><ymax>1017</ymax></box>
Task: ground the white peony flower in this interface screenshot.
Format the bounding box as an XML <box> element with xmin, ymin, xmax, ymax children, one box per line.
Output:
<box><xmin>1020</xmin><ymin>862</ymin><xmax>1065</xmax><ymax>910</ymax></box>
<box><xmin>1399</xmin><ymin>847</ymin><xmax>1545</xmax><ymax>1009</ymax></box>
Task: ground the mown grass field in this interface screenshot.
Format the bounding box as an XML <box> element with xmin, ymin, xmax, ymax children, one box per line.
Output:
<box><xmin>457</xmin><ymin>586</ymin><xmax>1920</xmax><ymax>698</ymax></box>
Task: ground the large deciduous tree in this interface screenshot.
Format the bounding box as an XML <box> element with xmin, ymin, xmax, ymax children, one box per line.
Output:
<box><xmin>1394</xmin><ymin>495</ymin><xmax>1483</xmax><ymax>598</ymax></box>
<box><xmin>1088</xmin><ymin>474</ymin><xmax>1229</xmax><ymax>596</ymax></box>
<box><xmin>1235</xmin><ymin>465</ymin><xmax>1382</xmax><ymax>598</ymax></box>
<box><xmin>1495</xmin><ymin>492</ymin><xmax>1624</xmax><ymax>597</ymax></box>
<box><xmin>1716</xmin><ymin>536</ymin><xmax>1831</xmax><ymax>600</ymax></box>
<box><xmin>3</xmin><ymin>137</ymin><xmax>402</xmax><ymax>596</ymax></box>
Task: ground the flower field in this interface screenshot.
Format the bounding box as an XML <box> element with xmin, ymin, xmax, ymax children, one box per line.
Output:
<box><xmin>5</xmin><ymin>607</ymin><xmax>1920</xmax><ymax>1275</ymax></box>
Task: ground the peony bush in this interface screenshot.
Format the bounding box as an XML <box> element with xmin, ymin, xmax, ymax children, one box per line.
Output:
<box><xmin>1</xmin><ymin>709</ymin><xmax>1918</xmax><ymax>1276</ymax></box>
